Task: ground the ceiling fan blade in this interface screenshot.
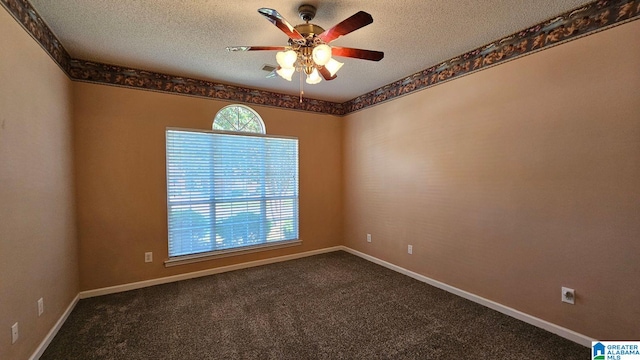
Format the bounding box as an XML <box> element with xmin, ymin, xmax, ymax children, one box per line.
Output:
<box><xmin>331</xmin><ymin>47</ymin><xmax>384</xmax><ymax>61</ymax></box>
<box><xmin>258</xmin><ymin>8</ymin><xmax>305</xmax><ymax>41</ymax></box>
<box><xmin>226</xmin><ymin>46</ymin><xmax>287</xmax><ymax>52</ymax></box>
<box><xmin>318</xmin><ymin>11</ymin><xmax>373</xmax><ymax>43</ymax></box>
<box><xmin>318</xmin><ymin>66</ymin><xmax>337</xmax><ymax>81</ymax></box>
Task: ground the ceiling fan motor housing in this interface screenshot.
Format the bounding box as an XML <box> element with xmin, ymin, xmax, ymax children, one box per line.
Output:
<box><xmin>294</xmin><ymin>23</ymin><xmax>325</xmax><ymax>38</ymax></box>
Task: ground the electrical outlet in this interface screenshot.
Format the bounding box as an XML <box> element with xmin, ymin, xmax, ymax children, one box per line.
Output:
<box><xmin>408</xmin><ymin>245</ymin><xmax>413</xmax><ymax>254</ymax></box>
<box><xmin>11</xmin><ymin>322</ymin><xmax>18</xmax><ymax>344</ymax></box>
<box><xmin>145</xmin><ymin>252</ymin><xmax>153</xmax><ymax>263</ymax></box>
<box><xmin>562</xmin><ymin>287</ymin><xmax>575</xmax><ymax>304</ymax></box>
<box><xmin>366</xmin><ymin>234</ymin><xmax>371</xmax><ymax>243</ymax></box>
<box><xmin>38</xmin><ymin>298</ymin><xmax>44</xmax><ymax>316</ymax></box>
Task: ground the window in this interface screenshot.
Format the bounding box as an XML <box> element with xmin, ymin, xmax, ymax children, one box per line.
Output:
<box><xmin>165</xmin><ymin>106</ymin><xmax>299</xmax><ymax>264</ymax></box>
<box><xmin>212</xmin><ymin>104</ymin><xmax>265</xmax><ymax>133</ymax></box>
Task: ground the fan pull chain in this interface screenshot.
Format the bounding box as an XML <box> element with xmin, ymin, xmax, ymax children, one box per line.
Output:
<box><xmin>299</xmin><ymin>70</ymin><xmax>304</xmax><ymax>103</ymax></box>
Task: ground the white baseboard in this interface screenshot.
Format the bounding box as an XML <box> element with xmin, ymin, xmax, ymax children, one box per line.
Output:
<box><xmin>30</xmin><ymin>294</ymin><xmax>79</xmax><ymax>360</ymax></box>
<box><xmin>339</xmin><ymin>246</ymin><xmax>595</xmax><ymax>347</ymax></box>
<box><xmin>80</xmin><ymin>246</ymin><xmax>343</xmax><ymax>299</ymax></box>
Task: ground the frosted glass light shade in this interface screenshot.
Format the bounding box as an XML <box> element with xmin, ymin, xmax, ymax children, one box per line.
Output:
<box><xmin>325</xmin><ymin>58</ymin><xmax>344</xmax><ymax>77</ymax></box>
<box><xmin>305</xmin><ymin>68</ymin><xmax>322</xmax><ymax>84</ymax></box>
<box><xmin>276</xmin><ymin>50</ymin><xmax>297</xmax><ymax>69</ymax></box>
<box><xmin>312</xmin><ymin>44</ymin><xmax>332</xmax><ymax>66</ymax></box>
<box><xmin>276</xmin><ymin>67</ymin><xmax>295</xmax><ymax>81</ymax></box>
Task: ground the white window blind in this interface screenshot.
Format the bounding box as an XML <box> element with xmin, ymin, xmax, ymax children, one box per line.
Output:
<box><xmin>166</xmin><ymin>129</ymin><xmax>299</xmax><ymax>258</ymax></box>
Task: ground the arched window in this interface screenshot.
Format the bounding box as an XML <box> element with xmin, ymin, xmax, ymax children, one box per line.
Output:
<box><xmin>165</xmin><ymin>104</ymin><xmax>299</xmax><ymax>264</ymax></box>
<box><xmin>213</xmin><ymin>104</ymin><xmax>265</xmax><ymax>133</ymax></box>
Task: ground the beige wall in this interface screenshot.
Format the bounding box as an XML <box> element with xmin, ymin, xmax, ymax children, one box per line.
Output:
<box><xmin>72</xmin><ymin>83</ymin><xmax>343</xmax><ymax>290</ymax></box>
<box><xmin>0</xmin><ymin>10</ymin><xmax>79</xmax><ymax>360</ymax></box>
<box><xmin>343</xmin><ymin>20</ymin><xmax>640</xmax><ymax>340</ymax></box>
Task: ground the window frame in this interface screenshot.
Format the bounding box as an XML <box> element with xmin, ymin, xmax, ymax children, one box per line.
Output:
<box><xmin>164</xmin><ymin>126</ymin><xmax>300</xmax><ymax>267</ymax></box>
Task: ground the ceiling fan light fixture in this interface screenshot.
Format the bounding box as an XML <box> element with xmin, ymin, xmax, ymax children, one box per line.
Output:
<box><xmin>306</xmin><ymin>68</ymin><xmax>322</xmax><ymax>85</ymax></box>
<box><xmin>230</xmin><ymin>6</ymin><xmax>383</xmax><ymax>100</ymax></box>
<box><xmin>276</xmin><ymin>50</ymin><xmax>298</xmax><ymax>69</ymax></box>
<box><xmin>276</xmin><ymin>66</ymin><xmax>295</xmax><ymax>81</ymax></box>
<box><xmin>312</xmin><ymin>44</ymin><xmax>332</xmax><ymax>66</ymax></box>
<box><xmin>325</xmin><ymin>58</ymin><xmax>344</xmax><ymax>77</ymax></box>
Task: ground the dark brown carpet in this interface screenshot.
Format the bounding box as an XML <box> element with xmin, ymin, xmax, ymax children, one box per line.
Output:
<box><xmin>42</xmin><ymin>251</ymin><xmax>589</xmax><ymax>359</ymax></box>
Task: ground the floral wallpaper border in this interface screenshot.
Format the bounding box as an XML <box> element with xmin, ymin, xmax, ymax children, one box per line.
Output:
<box><xmin>66</xmin><ymin>60</ymin><xmax>346</xmax><ymax>115</ymax></box>
<box><xmin>2</xmin><ymin>0</ymin><xmax>638</xmax><ymax>116</ymax></box>
<box><xmin>1</xmin><ymin>0</ymin><xmax>71</xmax><ymax>70</ymax></box>
<box><xmin>343</xmin><ymin>0</ymin><xmax>640</xmax><ymax>114</ymax></box>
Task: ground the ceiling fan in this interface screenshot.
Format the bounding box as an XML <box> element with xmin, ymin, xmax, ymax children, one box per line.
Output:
<box><xmin>226</xmin><ymin>4</ymin><xmax>384</xmax><ymax>88</ymax></box>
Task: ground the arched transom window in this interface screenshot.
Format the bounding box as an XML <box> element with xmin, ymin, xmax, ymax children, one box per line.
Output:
<box><xmin>213</xmin><ymin>104</ymin><xmax>265</xmax><ymax>134</ymax></box>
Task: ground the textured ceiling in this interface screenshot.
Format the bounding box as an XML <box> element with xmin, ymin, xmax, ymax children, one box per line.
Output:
<box><xmin>29</xmin><ymin>0</ymin><xmax>593</xmax><ymax>103</ymax></box>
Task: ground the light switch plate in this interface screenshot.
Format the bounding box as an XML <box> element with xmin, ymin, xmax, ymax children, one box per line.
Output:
<box><xmin>38</xmin><ymin>298</ymin><xmax>44</xmax><ymax>316</ymax></box>
<box><xmin>11</xmin><ymin>322</ymin><xmax>18</xmax><ymax>344</ymax></box>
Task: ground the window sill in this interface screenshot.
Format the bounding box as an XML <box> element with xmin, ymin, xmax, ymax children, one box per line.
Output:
<box><xmin>164</xmin><ymin>239</ymin><xmax>302</xmax><ymax>267</ymax></box>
